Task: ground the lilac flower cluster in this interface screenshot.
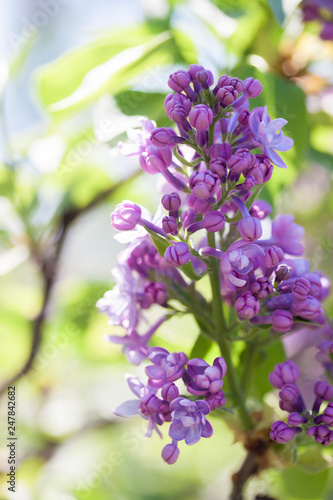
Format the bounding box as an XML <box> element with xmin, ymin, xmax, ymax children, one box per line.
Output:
<box><xmin>270</xmin><ymin>361</ymin><xmax>333</xmax><ymax>446</ymax></box>
<box><xmin>114</xmin><ymin>353</ymin><xmax>227</xmax><ymax>463</ymax></box>
<box><xmin>301</xmin><ymin>0</ymin><xmax>333</xmax><ymax>40</ymax></box>
<box><xmin>97</xmin><ymin>64</ymin><xmax>332</xmax><ymax>463</ymax></box>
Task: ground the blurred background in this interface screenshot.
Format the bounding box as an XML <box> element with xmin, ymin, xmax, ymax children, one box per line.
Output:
<box><xmin>0</xmin><ymin>0</ymin><xmax>333</xmax><ymax>498</ymax></box>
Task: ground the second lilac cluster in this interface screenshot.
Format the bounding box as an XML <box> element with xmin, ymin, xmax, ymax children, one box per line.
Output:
<box><xmin>269</xmin><ymin>361</ymin><xmax>333</xmax><ymax>446</ymax></box>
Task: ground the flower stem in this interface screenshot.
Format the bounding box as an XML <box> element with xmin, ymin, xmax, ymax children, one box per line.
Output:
<box><xmin>207</xmin><ymin>232</ymin><xmax>253</xmax><ymax>430</ymax></box>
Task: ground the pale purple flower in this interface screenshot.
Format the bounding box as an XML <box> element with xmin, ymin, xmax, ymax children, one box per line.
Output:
<box><xmin>111</xmin><ymin>201</ymin><xmax>142</xmax><ymax>231</ymax></box>
<box><xmin>96</xmin><ymin>263</ymin><xmax>139</xmax><ymax>330</ymax></box>
<box><xmin>169</xmin><ymin>398</ymin><xmax>213</xmax><ymax>445</ymax></box>
<box><xmin>118</xmin><ymin>118</ymin><xmax>156</xmax><ymax>156</ymax></box>
<box><xmin>249</xmin><ymin>106</ymin><xmax>293</xmax><ymax>169</ymax></box>
<box><xmin>114</xmin><ymin>375</ymin><xmax>166</xmax><ymax>437</ymax></box>
<box><xmin>105</xmin><ymin>316</ymin><xmax>167</xmax><ymax>365</ymax></box>
<box><xmin>271</xmin><ymin>214</ymin><xmax>305</xmax><ymax>255</ymax></box>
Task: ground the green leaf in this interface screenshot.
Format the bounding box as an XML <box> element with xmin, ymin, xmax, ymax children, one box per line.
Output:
<box><xmin>266</xmin><ymin>0</ymin><xmax>285</xmax><ymax>25</ymax></box>
<box><xmin>114</xmin><ymin>90</ymin><xmax>166</xmax><ymax>120</ymax></box>
<box><xmin>179</xmin><ymin>261</ymin><xmax>202</xmax><ymax>281</ymax></box>
<box><xmin>35</xmin><ymin>30</ymin><xmax>177</xmax><ymax>118</ymax></box>
<box><xmin>145</xmin><ymin>227</ymin><xmax>172</xmax><ymax>256</ymax></box>
<box><xmin>173</xmin><ymin>145</ymin><xmax>202</xmax><ymax>167</ymax></box>
<box><xmin>276</xmin><ymin>465</ymin><xmax>329</xmax><ymax>499</ymax></box>
<box><xmin>298</xmin><ymin>446</ymin><xmax>330</xmax><ymax>474</ymax></box>
<box><xmin>252</xmin><ymin>338</ymin><xmax>285</xmax><ymax>399</ymax></box>
<box><xmin>190</xmin><ymin>333</ymin><xmax>213</xmax><ymax>358</ymax></box>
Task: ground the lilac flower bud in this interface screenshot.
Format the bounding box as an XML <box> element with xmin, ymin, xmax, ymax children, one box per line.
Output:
<box><xmin>250</xmin><ymin>277</ymin><xmax>273</xmax><ymax>300</ymax></box>
<box><xmin>249</xmin><ymin>200</ymin><xmax>272</xmax><ymax>220</ymax></box>
<box><xmin>245</xmin><ymin>155</ymin><xmax>273</xmax><ymax>185</ymax></box>
<box><xmin>143</xmin><ymin>281</ymin><xmax>167</xmax><ymax>307</ymax></box>
<box><xmin>305</xmin><ymin>273</ymin><xmax>322</xmax><ymax>297</ymax></box>
<box><xmin>161</xmin><ymin>382</ymin><xmax>179</xmax><ymax>402</ymax></box>
<box><xmin>189</xmin><ymin>170</ymin><xmax>220</xmax><ymax>200</ymax></box>
<box><xmin>168</xmin><ymin>70</ymin><xmax>191</xmax><ymax>92</ymax></box>
<box><xmin>161</xmin><ymin>192</ymin><xmax>181</xmax><ymax>211</ymax></box>
<box><xmin>230</xmin><ymin>77</ymin><xmax>243</xmax><ymax>93</ymax></box>
<box><xmin>270</xmin><ymin>421</ymin><xmax>295</xmax><ymax>444</ymax></box>
<box><xmin>188</xmin><ymin>64</ymin><xmax>205</xmax><ymax>80</ymax></box>
<box><xmin>292</xmin><ymin>296</ymin><xmax>322</xmax><ymax>321</ymax></box>
<box><xmin>292</xmin><ymin>277</ymin><xmax>311</xmax><ymax>300</ymax></box>
<box><xmin>139</xmin><ymin>393</ymin><xmax>161</xmax><ymax>416</ymax></box>
<box><xmin>314</xmin><ymin>381</ymin><xmax>333</xmax><ymax>401</ymax></box>
<box><xmin>209</xmin><ymin>158</ymin><xmax>227</xmax><ymax>181</ymax></box>
<box><xmin>228</xmin><ymin>149</ymin><xmax>255</xmax><ymax>174</ymax></box>
<box><xmin>189</xmin><ymin>105</ymin><xmax>213</xmax><ymax>131</ymax></box>
<box><xmin>238</xmin><ymin>216</ymin><xmax>262</xmax><ymax>242</ymax></box>
<box><xmin>264</xmin><ymin>246</ymin><xmax>284</xmax><ymax>268</ymax></box>
<box><xmin>307</xmin><ymin>425</ymin><xmax>333</xmax><ymax>446</ymax></box>
<box><xmin>162</xmin><ymin>216</ymin><xmax>178</xmax><ymax>234</ymax></box>
<box><xmin>238</xmin><ymin>110</ymin><xmax>250</xmax><ymax>126</ymax></box>
<box><xmin>150</xmin><ymin>127</ymin><xmax>182</xmax><ymax>147</ymax></box>
<box><xmin>111</xmin><ymin>202</ymin><xmax>142</xmax><ymax>231</ymax></box>
<box><xmin>195</xmin><ymin>69</ymin><xmax>214</xmax><ymax>88</ymax></box>
<box><xmin>243</xmin><ymin>177</ymin><xmax>256</xmax><ymax>191</ymax></box>
<box><xmin>164</xmin><ymin>242</ymin><xmax>191</xmax><ymax>266</ymax></box>
<box><xmin>165</xmin><ymin>93</ymin><xmax>192</xmax><ymax>123</ymax></box>
<box><xmin>275</xmin><ymin>264</ymin><xmax>292</xmax><ymax>282</ymax></box>
<box><xmin>279</xmin><ymin>383</ymin><xmax>300</xmax><ymax>403</ymax></box>
<box><xmin>188</xmin><ymin>194</ymin><xmax>211</xmax><ymax>214</ymax></box>
<box><xmin>287</xmin><ymin>412</ymin><xmax>307</xmax><ymax>426</ymax></box>
<box><xmin>162</xmin><ymin>443</ymin><xmax>180</xmax><ymax>464</ymax></box>
<box><xmin>269</xmin><ymin>361</ymin><xmax>300</xmax><ymax>389</ymax></box>
<box><xmin>243</xmin><ymin>77</ymin><xmax>263</xmax><ymax>98</ymax></box>
<box><xmin>217</xmin><ymin>85</ymin><xmax>238</xmax><ymax>105</ymax></box>
<box><xmin>139</xmin><ymin>145</ymin><xmax>172</xmax><ymax>174</ymax></box>
<box><xmin>206</xmin><ymin>391</ymin><xmax>226</xmax><ymax>410</ymax></box>
<box><xmin>213</xmin><ymin>75</ymin><xmax>231</xmax><ymax>93</ymax></box>
<box><xmin>272</xmin><ymin>309</ymin><xmax>293</xmax><ymax>333</ymax></box>
<box><xmin>322</xmin><ymin>402</ymin><xmax>333</xmax><ymax>426</ymax></box>
<box><xmin>203</xmin><ymin>211</ymin><xmax>226</xmax><ymax>233</ymax></box>
<box><xmin>210</xmin><ymin>143</ymin><xmax>232</xmax><ymax>160</ymax></box>
<box><xmin>235</xmin><ymin>291</ymin><xmax>260</xmax><ymax>319</ymax></box>
<box><xmin>279</xmin><ymin>400</ymin><xmax>296</xmax><ymax>413</ymax></box>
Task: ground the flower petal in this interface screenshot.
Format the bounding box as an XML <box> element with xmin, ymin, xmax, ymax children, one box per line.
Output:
<box><xmin>113</xmin><ymin>399</ymin><xmax>140</xmax><ymax>417</ymax></box>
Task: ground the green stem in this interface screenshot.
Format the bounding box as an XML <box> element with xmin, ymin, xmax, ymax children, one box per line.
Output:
<box><xmin>241</xmin><ymin>341</ymin><xmax>256</xmax><ymax>397</ymax></box>
<box><xmin>207</xmin><ymin>232</ymin><xmax>253</xmax><ymax>430</ymax></box>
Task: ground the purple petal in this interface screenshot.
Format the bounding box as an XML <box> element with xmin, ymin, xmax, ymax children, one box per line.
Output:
<box><xmin>126</xmin><ymin>375</ymin><xmax>146</xmax><ymax>398</ymax></box>
<box><xmin>169</xmin><ymin>422</ymin><xmax>187</xmax><ymax>441</ymax></box>
<box><xmin>145</xmin><ymin>365</ymin><xmax>166</xmax><ymax>379</ymax></box>
<box><xmin>196</xmin><ymin>399</ymin><xmax>211</xmax><ymax>415</ymax></box>
<box><xmin>265</xmin><ymin>147</ymin><xmax>287</xmax><ymax>169</ymax></box>
<box><xmin>148</xmin><ymin>347</ymin><xmax>169</xmax><ymax>364</ymax></box>
<box><xmin>265</xmin><ymin>118</ymin><xmax>288</xmax><ymax>135</ymax></box>
<box><xmin>123</xmin><ymin>346</ymin><xmax>147</xmax><ymax>366</ymax></box>
<box><xmin>187</xmin><ymin>358</ymin><xmax>210</xmax><ymax>376</ymax></box>
<box><xmin>272</xmin><ymin>135</ymin><xmax>294</xmax><ymax>152</ymax></box>
<box><xmin>113</xmin><ymin>399</ymin><xmax>140</xmax><ymax>417</ymax></box>
<box><xmin>200</xmin><ymin>419</ymin><xmax>213</xmax><ymax>438</ymax></box>
<box><xmin>187</xmin><ymin>382</ymin><xmax>208</xmax><ymax>396</ymax></box>
<box><xmin>185</xmin><ymin>424</ymin><xmax>201</xmax><ymax>445</ymax></box>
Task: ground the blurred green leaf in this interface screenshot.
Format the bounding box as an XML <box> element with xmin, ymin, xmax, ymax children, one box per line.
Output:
<box><xmin>276</xmin><ymin>465</ymin><xmax>329</xmax><ymax>499</ymax></box>
<box><xmin>251</xmin><ymin>339</ymin><xmax>285</xmax><ymax>399</ymax></box>
<box><xmin>114</xmin><ymin>91</ymin><xmax>166</xmax><ymax>120</ymax></box>
<box><xmin>190</xmin><ymin>333</ymin><xmax>213</xmax><ymax>358</ymax></box>
<box><xmin>298</xmin><ymin>446</ymin><xmax>330</xmax><ymax>474</ymax></box>
<box><xmin>35</xmin><ymin>30</ymin><xmax>181</xmax><ymax>119</ymax></box>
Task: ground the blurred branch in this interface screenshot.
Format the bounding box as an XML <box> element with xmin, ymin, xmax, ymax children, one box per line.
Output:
<box><xmin>230</xmin><ymin>436</ymin><xmax>274</xmax><ymax>500</ymax></box>
<box><xmin>0</xmin><ymin>169</ymin><xmax>142</xmax><ymax>396</ymax></box>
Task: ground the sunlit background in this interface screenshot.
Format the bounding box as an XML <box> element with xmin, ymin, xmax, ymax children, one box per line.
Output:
<box><xmin>1</xmin><ymin>0</ymin><xmax>333</xmax><ymax>498</ymax></box>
